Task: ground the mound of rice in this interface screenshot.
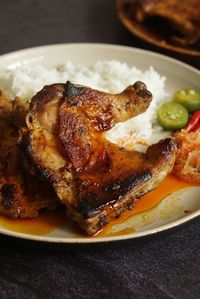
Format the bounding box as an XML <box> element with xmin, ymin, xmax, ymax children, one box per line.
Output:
<box><xmin>0</xmin><ymin>60</ymin><xmax>168</xmax><ymax>146</ymax></box>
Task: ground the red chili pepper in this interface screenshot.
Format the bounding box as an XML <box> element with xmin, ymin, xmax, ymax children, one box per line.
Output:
<box><xmin>184</xmin><ymin>111</ymin><xmax>200</xmax><ymax>132</ymax></box>
<box><xmin>193</xmin><ymin>122</ymin><xmax>200</xmax><ymax>131</ymax></box>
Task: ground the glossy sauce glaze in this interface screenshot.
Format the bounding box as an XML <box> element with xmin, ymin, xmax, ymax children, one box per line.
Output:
<box><xmin>0</xmin><ymin>175</ymin><xmax>196</xmax><ymax>237</ymax></box>
<box><xmin>0</xmin><ymin>209</ymin><xmax>67</xmax><ymax>235</ymax></box>
<box><xmin>96</xmin><ymin>174</ymin><xmax>193</xmax><ymax>237</ymax></box>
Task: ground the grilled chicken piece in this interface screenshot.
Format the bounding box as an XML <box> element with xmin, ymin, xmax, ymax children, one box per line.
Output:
<box><xmin>0</xmin><ymin>92</ymin><xmax>59</xmax><ymax>218</ymax></box>
<box><xmin>23</xmin><ymin>81</ymin><xmax>177</xmax><ymax>235</ymax></box>
<box><xmin>131</xmin><ymin>0</ymin><xmax>200</xmax><ymax>46</ymax></box>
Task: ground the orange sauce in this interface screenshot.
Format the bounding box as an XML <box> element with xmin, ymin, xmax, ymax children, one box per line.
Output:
<box><xmin>0</xmin><ymin>209</ymin><xmax>67</xmax><ymax>235</ymax></box>
<box><xmin>0</xmin><ymin>175</ymin><xmax>196</xmax><ymax>237</ymax></box>
<box><xmin>96</xmin><ymin>175</ymin><xmax>195</xmax><ymax>237</ymax></box>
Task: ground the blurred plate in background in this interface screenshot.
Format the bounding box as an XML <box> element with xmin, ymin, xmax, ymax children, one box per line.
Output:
<box><xmin>117</xmin><ymin>0</ymin><xmax>200</xmax><ymax>57</ymax></box>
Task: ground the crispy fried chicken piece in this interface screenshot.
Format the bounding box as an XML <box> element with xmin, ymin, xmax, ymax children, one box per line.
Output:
<box><xmin>173</xmin><ymin>129</ymin><xmax>200</xmax><ymax>183</ymax></box>
<box><xmin>0</xmin><ymin>91</ymin><xmax>59</xmax><ymax>218</ymax></box>
<box><xmin>23</xmin><ymin>81</ymin><xmax>177</xmax><ymax>234</ymax></box>
<box><xmin>60</xmin><ymin>81</ymin><xmax>152</xmax><ymax>172</ymax></box>
<box><xmin>131</xmin><ymin>0</ymin><xmax>200</xmax><ymax>46</ymax></box>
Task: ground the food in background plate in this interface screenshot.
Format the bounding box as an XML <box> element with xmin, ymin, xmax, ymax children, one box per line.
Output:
<box><xmin>128</xmin><ymin>0</ymin><xmax>200</xmax><ymax>47</ymax></box>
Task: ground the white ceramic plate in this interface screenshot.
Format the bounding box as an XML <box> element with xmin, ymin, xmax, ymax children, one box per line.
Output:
<box><xmin>0</xmin><ymin>43</ymin><xmax>199</xmax><ymax>244</ymax></box>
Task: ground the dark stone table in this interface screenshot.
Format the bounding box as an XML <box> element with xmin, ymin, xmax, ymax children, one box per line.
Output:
<box><xmin>0</xmin><ymin>1</ymin><xmax>199</xmax><ymax>298</ymax></box>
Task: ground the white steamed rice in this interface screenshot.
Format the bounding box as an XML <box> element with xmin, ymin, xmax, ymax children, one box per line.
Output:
<box><xmin>0</xmin><ymin>60</ymin><xmax>168</xmax><ymax>147</ymax></box>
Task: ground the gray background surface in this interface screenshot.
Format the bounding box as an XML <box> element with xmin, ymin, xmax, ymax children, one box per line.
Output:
<box><xmin>0</xmin><ymin>1</ymin><xmax>200</xmax><ymax>298</ymax></box>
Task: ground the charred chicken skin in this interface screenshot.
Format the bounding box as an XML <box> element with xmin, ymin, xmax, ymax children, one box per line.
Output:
<box><xmin>0</xmin><ymin>92</ymin><xmax>59</xmax><ymax>218</ymax></box>
<box><xmin>23</xmin><ymin>81</ymin><xmax>177</xmax><ymax>235</ymax></box>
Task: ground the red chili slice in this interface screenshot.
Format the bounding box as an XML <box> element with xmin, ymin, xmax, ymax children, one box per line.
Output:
<box><xmin>184</xmin><ymin>111</ymin><xmax>200</xmax><ymax>132</ymax></box>
<box><xmin>193</xmin><ymin>122</ymin><xmax>200</xmax><ymax>131</ymax></box>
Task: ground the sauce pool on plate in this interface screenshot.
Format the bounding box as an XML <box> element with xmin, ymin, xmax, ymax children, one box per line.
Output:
<box><xmin>97</xmin><ymin>174</ymin><xmax>193</xmax><ymax>237</ymax></box>
<box><xmin>0</xmin><ymin>175</ymin><xmax>195</xmax><ymax>237</ymax></box>
<box><xmin>0</xmin><ymin>209</ymin><xmax>67</xmax><ymax>236</ymax></box>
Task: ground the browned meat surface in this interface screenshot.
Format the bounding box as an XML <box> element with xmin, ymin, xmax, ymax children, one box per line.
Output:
<box><xmin>60</xmin><ymin>81</ymin><xmax>151</xmax><ymax>172</ymax></box>
<box><xmin>131</xmin><ymin>0</ymin><xmax>200</xmax><ymax>46</ymax></box>
<box><xmin>23</xmin><ymin>81</ymin><xmax>177</xmax><ymax>235</ymax></box>
<box><xmin>0</xmin><ymin>92</ymin><xmax>59</xmax><ymax>218</ymax></box>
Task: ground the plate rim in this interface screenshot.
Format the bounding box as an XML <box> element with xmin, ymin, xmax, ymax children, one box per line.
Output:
<box><xmin>0</xmin><ymin>42</ymin><xmax>199</xmax><ymax>244</ymax></box>
<box><xmin>0</xmin><ymin>42</ymin><xmax>200</xmax><ymax>75</ymax></box>
<box><xmin>0</xmin><ymin>208</ymin><xmax>199</xmax><ymax>244</ymax></box>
